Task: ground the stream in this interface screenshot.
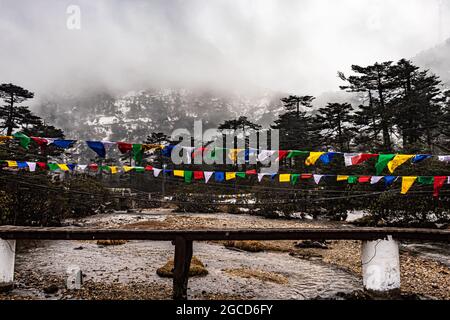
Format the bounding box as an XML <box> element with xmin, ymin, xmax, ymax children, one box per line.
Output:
<box><xmin>8</xmin><ymin>210</ymin><xmax>450</xmax><ymax>300</ymax></box>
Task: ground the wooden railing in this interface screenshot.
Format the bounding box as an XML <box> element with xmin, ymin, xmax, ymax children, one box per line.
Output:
<box><xmin>0</xmin><ymin>226</ymin><xmax>449</xmax><ymax>299</ymax></box>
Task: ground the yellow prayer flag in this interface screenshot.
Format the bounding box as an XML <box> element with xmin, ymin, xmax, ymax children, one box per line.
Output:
<box><xmin>174</xmin><ymin>170</ymin><xmax>185</xmax><ymax>177</ymax></box>
<box><xmin>305</xmin><ymin>152</ymin><xmax>325</xmax><ymax>166</ymax></box>
<box><xmin>387</xmin><ymin>155</ymin><xmax>414</xmax><ymax>173</ymax></box>
<box><xmin>401</xmin><ymin>176</ymin><xmax>417</xmax><ymax>194</ymax></box>
<box><xmin>57</xmin><ymin>164</ymin><xmax>70</xmax><ymax>171</ymax></box>
<box><xmin>226</xmin><ymin>172</ymin><xmax>236</xmax><ymax>180</ymax></box>
<box><xmin>123</xmin><ymin>166</ymin><xmax>134</xmax><ymax>172</ymax></box>
<box><xmin>337</xmin><ymin>175</ymin><xmax>349</xmax><ymax>181</ymax></box>
<box><xmin>142</xmin><ymin>144</ymin><xmax>164</xmax><ymax>151</ymax></box>
<box><xmin>110</xmin><ymin>166</ymin><xmax>118</xmax><ymax>174</ymax></box>
<box><xmin>6</xmin><ymin>160</ymin><xmax>17</xmax><ymax>167</ymax></box>
<box><xmin>0</xmin><ymin>136</ymin><xmax>13</xmax><ymax>144</ymax></box>
<box><xmin>279</xmin><ymin>174</ymin><xmax>291</xmax><ymax>182</ymax></box>
<box><xmin>228</xmin><ymin>149</ymin><xmax>243</xmax><ymax>163</ymax></box>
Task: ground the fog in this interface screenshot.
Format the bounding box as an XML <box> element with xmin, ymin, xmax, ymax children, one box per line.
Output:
<box><xmin>0</xmin><ymin>0</ymin><xmax>449</xmax><ymax>100</ymax></box>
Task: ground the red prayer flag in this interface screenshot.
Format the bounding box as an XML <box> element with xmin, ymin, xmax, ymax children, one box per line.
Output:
<box><xmin>433</xmin><ymin>176</ymin><xmax>447</xmax><ymax>198</ymax></box>
<box><xmin>192</xmin><ymin>147</ymin><xmax>206</xmax><ymax>159</ymax></box>
<box><xmin>145</xmin><ymin>165</ymin><xmax>153</xmax><ymax>171</ymax></box>
<box><xmin>194</xmin><ymin>171</ymin><xmax>204</xmax><ymax>180</ymax></box>
<box><xmin>358</xmin><ymin>176</ymin><xmax>371</xmax><ymax>183</ymax></box>
<box><xmin>276</xmin><ymin>150</ymin><xmax>289</xmax><ymax>161</ymax></box>
<box><xmin>117</xmin><ymin>142</ymin><xmax>132</xmax><ymax>154</ymax></box>
<box><xmin>36</xmin><ymin>162</ymin><xmax>47</xmax><ymax>169</ymax></box>
<box><xmin>352</xmin><ymin>153</ymin><xmax>378</xmax><ymax>165</ymax></box>
<box><xmin>301</xmin><ymin>174</ymin><xmax>313</xmax><ymax>179</ymax></box>
<box><xmin>88</xmin><ymin>164</ymin><xmax>98</xmax><ymax>171</ymax></box>
<box><xmin>245</xmin><ymin>169</ymin><xmax>257</xmax><ymax>175</ymax></box>
<box><xmin>31</xmin><ymin>137</ymin><xmax>48</xmax><ymax>146</ymax></box>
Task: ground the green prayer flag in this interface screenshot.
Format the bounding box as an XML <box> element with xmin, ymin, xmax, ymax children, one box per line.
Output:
<box><xmin>375</xmin><ymin>154</ymin><xmax>395</xmax><ymax>175</ymax></box>
<box><xmin>13</xmin><ymin>132</ymin><xmax>31</xmax><ymax>149</ymax></box>
<box><xmin>206</xmin><ymin>148</ymin><xmax>218</xmax><ymax>161</ymax></box>
<box><xmin>132</xmin><ymin>144</ymin><xmax>143</xmax><ymax>164</ymax></box>
<box><xmin>134</xmin><ymin>166</ymin><xmax>145</xmax><ymax>173</ymax></box>
<box><xmin>184</xmin><ymin>170</ymin><xmax>193</xmax><ymax>183</ymax></box>
<box><xmin>287</xmin><ymin>150</ymin><xmax>308</xmax><ymax>159</ymax></box>
<box><xmin>418</xmin><ymin>176</ymin><xmax>434</xmax><ymax>185</ymax></box>
<box><xmin>291</xmin><ymin>174</ymin><xmax>300</xmax><ymax>185</ymax></box>
<box><xmin>236</xmin><ymin>172</ymin><xmax>246</xmax><ymax>179</ymax></box>
<box><xmin>47</xmin><ymin>163</ymin><xmax>59</xmax><ymax>171</ymax></box>
<box><xmin>348</xmin><ymin>176</ymin><xmax>358</xmax><ymax>184</ymax></box>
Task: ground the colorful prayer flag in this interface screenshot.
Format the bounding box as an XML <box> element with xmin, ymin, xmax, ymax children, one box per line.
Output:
<box><xmin>226</xmin><ymin>172</ymin><xmax>236</xmax><ymax>180</ymax></box>
<box><xmin>13</xmin><ymin>132</ymin><xmax>31</xmax><ymax>149</ymax></box>
<box><xmin>375</xmin><ymin>154</ymin><xmax>395</xmax><ymax>175</ymax></box>
<box><xmin>174</xmin><ymin>170</ymin><xmax>185</xmax><ymax>177</ymax></box>
<box><xmin>401</xmin><ymin>176</ymin><xmax>417</xmax><ymax>194</ymax></box>
<box><xmin>433</xmin><ymin>176</ymin><xmax>447</xmax><ymax>198</ymax></box>
<box><xmin>215</xmin><ymin>171</ymin><xmax>225</xmax><ymax>182</ymax></box>
<box><xmin>204</xmin><ymin>171</ymin><xmax>214</xmax><ymax>183</ymax></box>
<box><xmin>305</xmin><ymin>152</ymin><xmax>325</xmax><ymax>166</ymax></box>
<box><xmin>184</xmin><ymin>171</ymin><xmax>193</xmax><ymax>183</ymax></box>
<box><xmin>387</xmin><ymin>155</ymin><xmax>414</xmax><ymax>173</ymax></box>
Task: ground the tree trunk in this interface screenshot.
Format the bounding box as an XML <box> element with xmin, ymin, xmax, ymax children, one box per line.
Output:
<box><xmin>6</xmin><ymin>93</ymin><xmax>14</xmax><ymax>136</ymax></box>
<box><xmin>376</xmin><ymin>69</ymin><xmax>391</xmax><ymax>151</ymax></box>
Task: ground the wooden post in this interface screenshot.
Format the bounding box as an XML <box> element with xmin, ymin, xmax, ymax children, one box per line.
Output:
<box><xmin>172</xmin><ymin>236</ymin><xmax>193</xmax><ymax>300</ymax></box>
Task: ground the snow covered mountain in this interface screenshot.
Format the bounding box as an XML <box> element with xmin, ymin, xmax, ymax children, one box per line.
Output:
<box><xmin>36</xmin><ymin>88</ymin><xmax>285</xmax><ymax>145</ymax></box>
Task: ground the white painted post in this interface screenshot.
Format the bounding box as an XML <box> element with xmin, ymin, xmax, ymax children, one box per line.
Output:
<box><xmin>66</xmin><ymin>265</ymin><xmax>83</xmax><ymax>290</ymax></box>
<box><xmin>0</xmin><ymin>239</ymin><xmax>16</xmax><ymax>291</ymax></box>
<box><xmin>361</xmin><ymin>235</ymin><xmax>401</xmax><ymax>295</ymax></box>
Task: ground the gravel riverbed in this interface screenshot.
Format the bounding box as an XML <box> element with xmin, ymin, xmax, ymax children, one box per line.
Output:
<box><xmin>1</xmin><ymin>209</ymin><xmax>448</xmax><ymax>300</ymax></box>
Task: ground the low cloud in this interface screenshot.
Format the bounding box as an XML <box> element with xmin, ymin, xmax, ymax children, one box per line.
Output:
<box><xmin>0</xmin><ymin>0</ymin><xmax>448</xmax><ymax>101</ymax></box>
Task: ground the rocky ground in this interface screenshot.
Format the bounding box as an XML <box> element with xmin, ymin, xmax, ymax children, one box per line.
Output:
<box><xmin>0</xmin><ymin>209</ymin><xmax>448</xmax><ymax>300</ymax></box>
<box><xmin>121</xmin><ymin>211</ymin><xmax>450</xmax><ymax>299</ymax></box>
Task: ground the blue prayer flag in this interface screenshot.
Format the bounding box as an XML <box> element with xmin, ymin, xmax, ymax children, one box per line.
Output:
<box><xmin>86</xmin><ymin>141</ymin><xmax>106</xmax><ymax>158</ymax></box>
<box><xmin>384</xmin><ymin>176</ymin><xmax>397</xmax><ymax>187</ymax></box>
<box><xmin>412</xmin><ymin>154</ymin><xmax>432</xmax><ymax>164</ymax></box>
<box><xmin>215</xmin><ymin>171</ymin><xmax>225</xmax><ymax>182</ymax></box>
<box><xmin>52</xmin><ymin>140</ymin><xmax>76</xmax><ymax>149</ymax></box>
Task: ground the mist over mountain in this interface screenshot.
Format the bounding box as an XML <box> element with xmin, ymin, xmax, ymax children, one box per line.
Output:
<box><xmin>414</xmin><ymin>38</ymin><xmax>450</xmax><ymax>86</ymax></box>
<box><xmin>35</xmin><ymin>88</ymin><xmax>286</xmax><ymax>143</ymax></box>
<box><xmin>9</xmin><ymin>0</ymin><xmax>447</xmax><ymax>143</ymax></box>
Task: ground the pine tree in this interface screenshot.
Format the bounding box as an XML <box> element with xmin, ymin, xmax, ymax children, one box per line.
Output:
<box><xmin>271</xmin><ymin>95</ymin><xmax>321</xmax><ymax>150</ymax></box>
<box><xmin>390</xmin><ymin>59</ymin><xmax>445</xmax><ymax>152</ymax></box>
<box><xmin>339</xmin><ymin>62</ymin><xmax>396</xmax><ymax>151</ymax></box>
<box><xmin>314</xmin><ymin>102</ymin><xmax>355</xmax><ymax>151</ymax></box>
<box><xmin>0</xmin><ymin>83</ymin><xmax>35</xmax><ymax>135</ymax></box>
<box><xmin>218</xmin><ymin>116</ymin><xmax>262</xmax><ymax>135</ymax></box>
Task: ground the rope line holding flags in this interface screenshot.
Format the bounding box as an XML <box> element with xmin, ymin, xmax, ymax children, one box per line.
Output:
<box><xmin>1</xmin><ymin>131</ymin><xmax>448</xmax><ymax>197</ymax></box>
<box><xmin>1</xmin><ymin>159</ymin><xmax>449</xmax><ymax>197</ymax></box>
<box><xmin>0</xmin><ymin>133</ymin><xmax>449</xmax><ymax>174</ymax></box>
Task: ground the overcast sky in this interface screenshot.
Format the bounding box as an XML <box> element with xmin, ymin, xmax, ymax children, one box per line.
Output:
<box><xmin>0</xmin><ymin>0</ymin><xmax>449</xmax><ymax>99</ymax></box>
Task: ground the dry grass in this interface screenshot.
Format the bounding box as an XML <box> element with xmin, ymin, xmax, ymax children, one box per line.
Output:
<box><xmin>156</xmin><ymin>256</ymin><xmax>208</xmax><ymax>278</ymax></box>
<box><xmin>96</xmin><ymin>240</ymin><xmax>128</xmax><ymax>246</ymax></box>
<box><xmin>224</xmin><ymin>268</ymin><xmax>288</xmax><ymax>284</ymax></box>
<box><xmin>224</xmin><ymin>240</ymin><xmax>267</xmax><ymax>252</ymax></box>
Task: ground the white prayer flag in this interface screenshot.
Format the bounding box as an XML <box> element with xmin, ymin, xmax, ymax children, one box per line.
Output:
<box><xmin>313</xmin><ymin>174</ymin><xmax>324</xmax><ymax>184</ymax></box>
<box><xmin>370</xmin><ymin>176</ymin><xmax>383</xmax><ymax>184</ymax></box>
<box><xmin>153</xmin><ymin>168</ymin><xmax>162</xmax><ymax>177</ymax></box>
<box><xmin>257</xmin><ymin>150</ymin><xmax>275</xmax><ymax>163</ymax></box>
<box><xmin>343</xmin><ymin>153</ymin><xmax>359</xmax><ymax>166</ymax></box>
<box><xmin>204</xmin><ymin>171</ymin><xmax>214</xmax><ymax>183</ymax></box>
<box><xmin>26</xmin><ymin>162</ymin><xmax>36</xmax><ymax>172</ymax></box>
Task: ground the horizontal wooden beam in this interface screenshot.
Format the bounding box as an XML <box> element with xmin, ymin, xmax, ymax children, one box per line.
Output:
<box><xmin>0</xmin><ymin>226</ymin><xmax>448</xmax><ymax>242</ymax></box>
